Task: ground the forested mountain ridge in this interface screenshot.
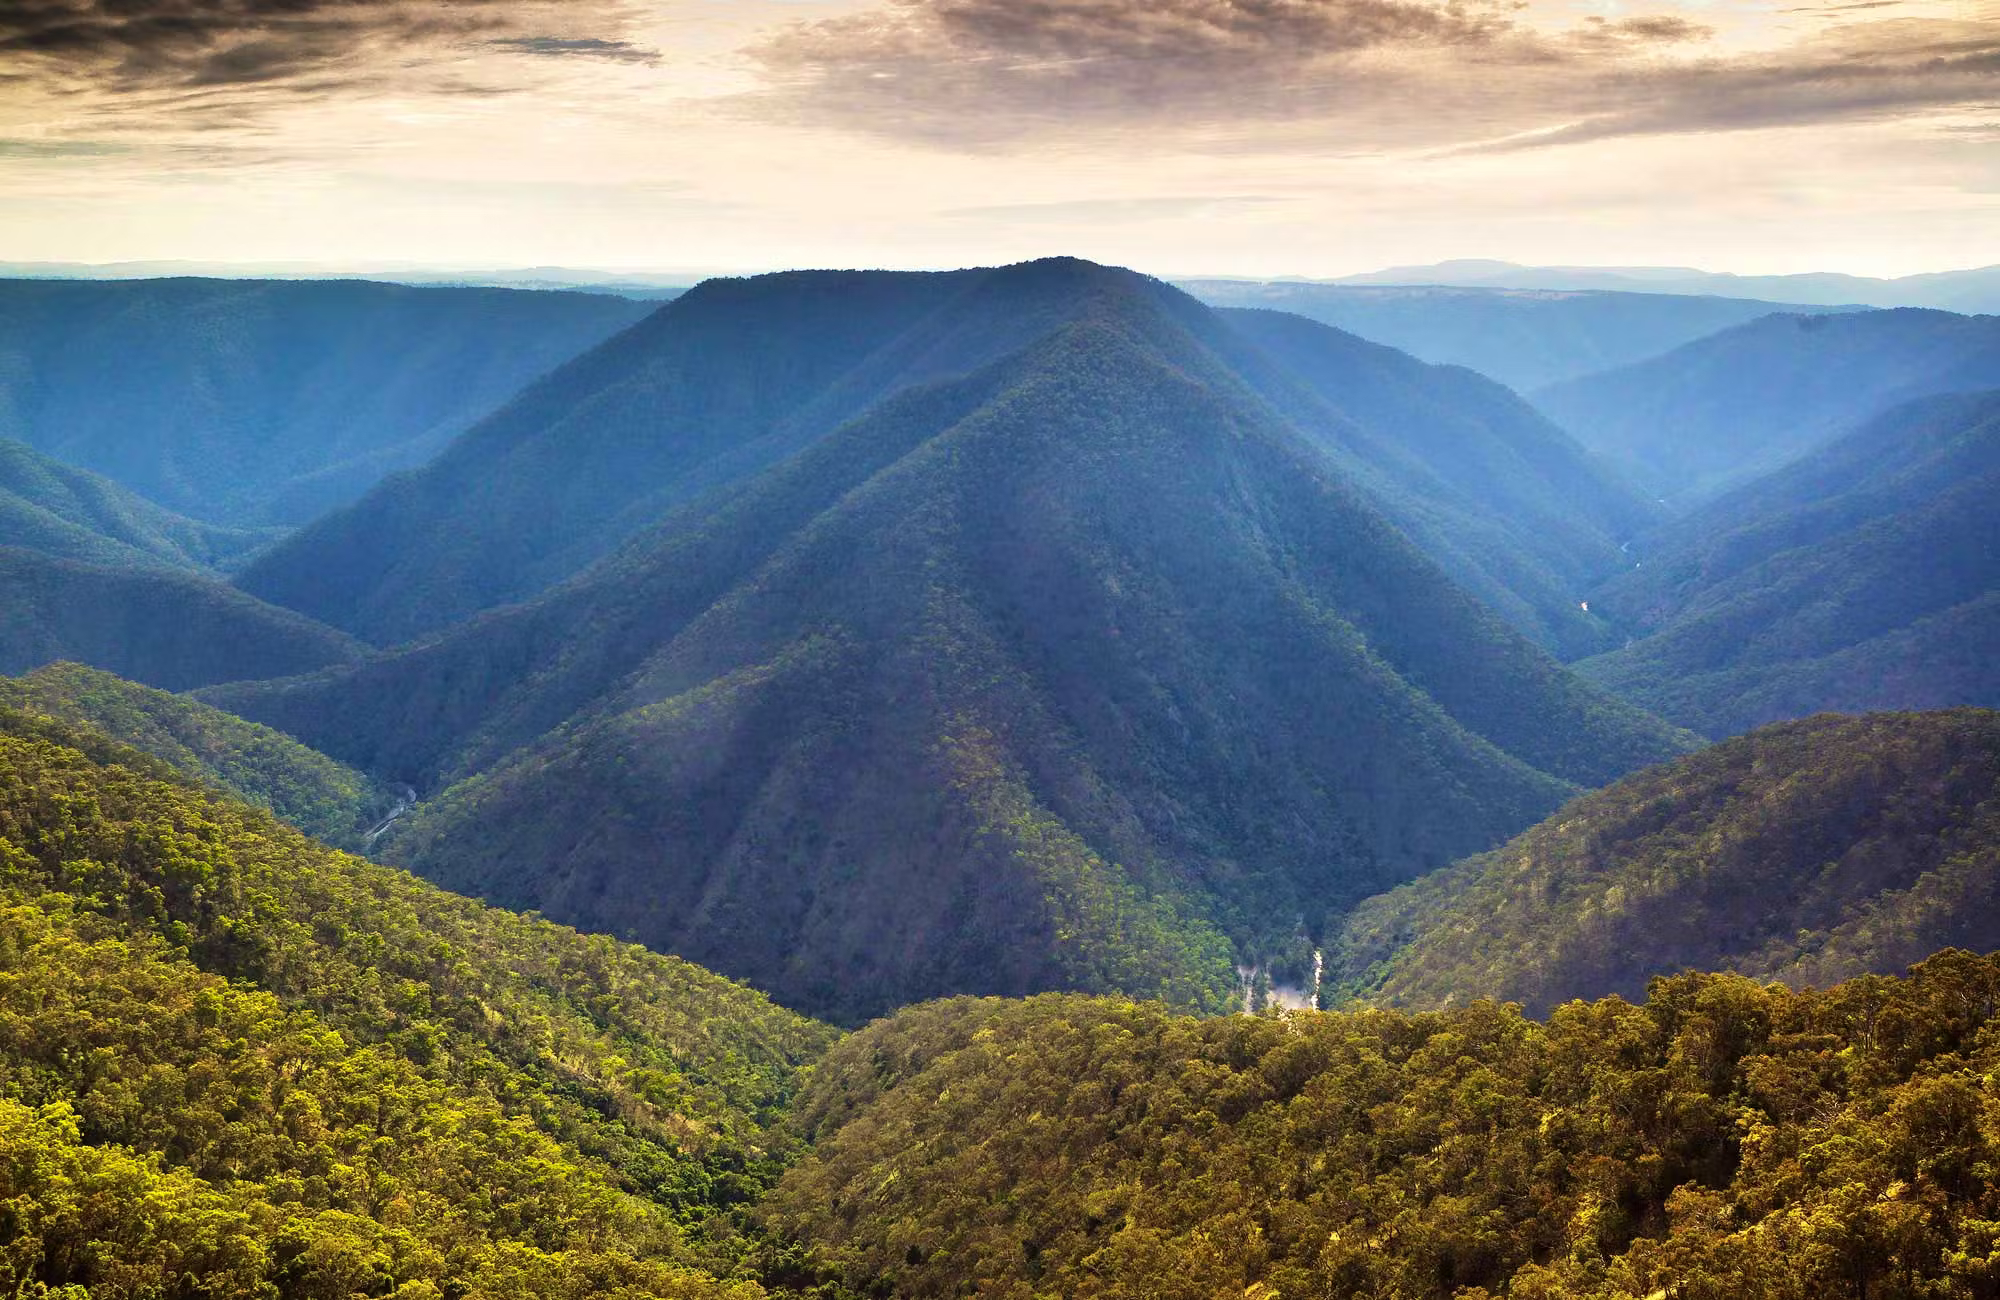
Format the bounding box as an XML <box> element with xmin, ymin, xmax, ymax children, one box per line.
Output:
<box><xmin>0</xmin><ymin>702</ymin><xmax>834</xmax><ymax>1298</ymax></box>
<box><xmin>0</xmin><ymin>662</ymin><xmax>390</xmax><ymax>848</ymax></box>
<box><xmin>0</xmin><ymin>276</ymin><xmax>650</xmax><ymax>525</ymax></box>
<box><xmin>1534</xmin><ymin>308</ymin><xmax>2000</xmax><ymax>502</ymax></box>
<box><xmin>764</xmin><ymin>954</ymin><xmax>2000</xmax><ymax>1299</ymax></box>
<box><xmin>207</xmin><ymin>258</ymin><xmax>1694</xmax><ymax>1025</ymax></box>
<box><xmin>1334</xmin><ymin>710</ymin><xmax>2000</xmax><ymax>1014</ymax></box>
<box><xmin>1576</xmin><ymin>389</ymin><xmax>2000</xmax><ymax>736</ymax></box>
<box><xmin>0</xmin><ymin>437</ymin><xmax>274</xmax><ymax>572</ymax></box>
<box><xmin>1182</xmin><ymin>279</ymin><xmax>1846</xmax><ymax>389</ymax></box>
<box><xmin>238</xmin><ymin>258</ymin><xmax>1653</xmax><ymax>656</ymax></box>
<box><xmin>0</xmin><ymin>546</ymin><xmax>365</xmax><ymax>691</ymax></box>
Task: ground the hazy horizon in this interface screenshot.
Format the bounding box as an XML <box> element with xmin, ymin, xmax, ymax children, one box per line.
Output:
<box><xmin>4</xmin><ymin>0</ymin><xmax>1995</xmax><ymax>280</ymax></box>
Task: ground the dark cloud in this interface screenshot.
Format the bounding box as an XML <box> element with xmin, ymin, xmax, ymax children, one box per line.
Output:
<box><xmin>750</xmin><ymin>0</ymin><xmax>2000</xmax><ymax>151</ymax></box>
<box><xmin>488</xmin><ymin>36</ymin><xmax>659</xmax><ymax>64</ymax></box>
<box><xmin>0</xmin><ymin>0</ymin><xmax>630</xmax><ymax>100</ymax></box>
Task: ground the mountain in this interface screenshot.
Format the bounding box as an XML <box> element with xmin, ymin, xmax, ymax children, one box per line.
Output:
<box><xmin>0</xmin><ymin>277</ymin><xmax>651</xmax><ymax>525</ymax></box>
<box><xmin>1574</xmin><ymin>390</ymin><xmax>2000</xmax><ymax>736</ymax></box>
<box><xmin>764</xmin><ymin>950</ymin><xmax>2000</xmax><ymax>1299</ymax></box>
<box><xmin>1330</xmin><ymin>257</ymin><xmax>2000</xmax><ymax>312</ymax></box>
<box><xmin>241</xmin><ymin>261</ymin><xmax>1653</xmax><ymax>657</ymax></box>
<box><xmin>0</xmin><ymin>661</ymin><xmax>390</xmax><ymax>848</ymax></box>
<box><xmin>1180</xmin><ymin>280</ymin><xmax>1847</xmax><ymax>390</ymax></box>
<box><xmin>0</xmin><ymin>701</ymin><xmax>834</xmax><ymax>1298</ymax></box>
<box><xmin>1532</xmin><ymin>308</ymin><xmax>2000</xmax><ymax>501</ymax></box>
<box><xmin>0</xmin><ymin>547</ymin><xmax>364</xmax><ymax>690</ymax></box>
<box><xmin>0</xmin><ymin>437</ymin><xmax>273</xmax><ymax>571</ymax></box>
<box><xmin>208</xmin><ymin>259</ymin><xmax>1694</xmax><ymax>1025</ymax></box>
<box><xmin>1335</xmin><ymin>710</ymin><xmax>2000</xmax><ymax>1015</ymax></box>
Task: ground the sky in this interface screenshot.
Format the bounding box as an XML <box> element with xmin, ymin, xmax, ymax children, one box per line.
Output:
<box><xmin>1</xmin><ymin>0</ymin><xmax>1996</xmax><ymax>279</ymax></box>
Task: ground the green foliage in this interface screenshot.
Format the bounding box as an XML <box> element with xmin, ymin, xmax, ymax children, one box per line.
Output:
<box><xmin>0</xmin><ymin>662</ymin><xmax>387</xmax><ymax>847</ymax></box>
<box><xmin>0</xmin><ymin>546</ymin><xmax>364</xmax><ymax>691</ymax></box>
<box><xmin>0</xmin><ymin>713</ymin><xmax>837</xmax><ymax>1298</ymax></box>
<box><xmin>767</xmin><ymin>951</ymin><xmax>2000</xmax><ymax>1300</ymax></box>
<box><xmin>1334</xmin><ymin>710</ymin><xmax>2000</xmax><ymax>1014</ymax></box>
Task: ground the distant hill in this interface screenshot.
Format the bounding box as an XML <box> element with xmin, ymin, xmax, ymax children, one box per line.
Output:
<box><xmin>1532</xmin><ymin>308</ymin><xmax>2000</xmax><ymax>501</ymax></box>
<box><xmin>208</xmin><ymin>259</ymin><xmax>1693</xmax><ymax>1025</ymax></box>
<box><xmin>240</xmin><ymin>262</ymin><xmax>1652</xmax><ymax>657</ymax></box>
<box><xmin>0</xmin><ymin>547</ymin><xmax>364</xmax><ymax>690</ymax></box>
<box><xmin>765</xmin><ymin>950</ymin><xmax>2000</xmax><ymax>1300</ymax></box>
<box><xmin>1335</xmin><ymin>710</ymin><xmax>2000</xmax><ymax>1014</ymax></box>
<box><xmin>0</xmin><ymin>662</ymin><xmax>388</xmax><ymax>848</ymax></box>
<box><xmin>1330</xmin><ymin>257</ymin><xmax>2000</xmax><ymax>313</ymax></box>
<box><xmin>0</xmin><ymin>437</ymin><xmax>273</xmax><ymax>570</ymax></box>
<box><xmin>1575</xmin><ymin>390</ymin><xmax>2000</xmax><ymax>736</ymax></box>
<box><xmin>0</xmin><ymin>703</ymin><xmax>833</xmax><ymax>1298</ymax></box>
<box><xmin>0</xmin><ymin>277</ymin><xmax>651</xmax><ymax>525</ymax></box>
<box><xmin>1181</xmin><ymin>281</ymin><xmax>1845</xmax><ymax>390</ymax></box>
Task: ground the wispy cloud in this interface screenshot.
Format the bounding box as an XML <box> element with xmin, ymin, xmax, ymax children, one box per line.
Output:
<box><xmin>487</xmin><ymin>36</ymin><xmax>660</xmax><ymax>64</ymax></box>
<box><xmin>747</xmin><ymin>0</ymin><xmax>2000</xmax><ymax>151</ymax></box>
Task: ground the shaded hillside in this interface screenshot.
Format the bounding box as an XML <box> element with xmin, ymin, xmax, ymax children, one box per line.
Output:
<box><xmin>0</xmin><ymin>661</ymin><xmax>387</xmax><ymax>847</ymax></box>
<box><xmin>1182</xmin><ymin>280</ymin><xmax>1841</xmax><ymax>389</ymax></box>
<box><xmin>0</xmin><ymin>277</ymin><xmax>650</xmax><ymax>525</ymax></box>
<box><xmin>1219</xmin><ymin>307</ymin><xmax>1653</xmax><ymax>658</ymax></box>
<box><xmin>0</xmin><ymin>437</ymin><xmax>272</xmax><ymax>570</ymax></box>
<box><xmin>209</xmin><ymin>260</ymin><xmax>1693</xmax><ymax>1025</ymax></box>
<box><xmin>0</xmin><ymin>707</ymin><xmax>833</xmax><ymax>1298</ymax></box>
<box><xmin>0</xmin><ymin>547</ymin><xmax>363</xmax><ymax>690</ymax></box>
<box><xmin>240</xmin><ymin>262</ymin><xmax>1652</xmax><ymax>655</ymax></box>
<box><xmin>1576</xmin><ymin>390</ymin><xmax>2000</xmax><ymax>736</ymax></box>
<box><xmin>1534</xmin><ymin>308</ymin><xmax>2000</xmax><ymax>501</ymax></box>
<box><xmin>767</xmin><ymin>953</ymin><xmax>2000</xmax><ymax>1299</ymax></box>
<box><xmin>1335</xmin><ymin>711</ymin><xmax>2000</xmax><ymax>1015</ymax></box>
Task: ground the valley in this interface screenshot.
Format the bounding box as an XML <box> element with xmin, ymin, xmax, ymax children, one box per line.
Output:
<box><xmin>0</xmin><ymin>251</ymin><xmax>1996</xmax><ymax>1299</ymax></box>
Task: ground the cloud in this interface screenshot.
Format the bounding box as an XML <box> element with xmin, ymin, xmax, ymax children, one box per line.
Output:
<box><xmin>488</xmin><ymin>36</ymin><xmax>660</xmax><ymax>64</ymax></box>
<box><xmin>748</xmin><ymin>0</ymin><xmax>2000</xmax><ymax>151</ymax></box>
<box><xmin>946</xmin><ymin>194</ymin><xmax>1287</xmax><ymax>221</ymax></box>
<box><xmin>0</xmin><ymin>0</ymin><xmax>634</xmax><ymax>108</ymax></box>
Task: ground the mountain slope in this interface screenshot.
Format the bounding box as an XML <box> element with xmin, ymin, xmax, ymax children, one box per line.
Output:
<box><xmin>209</xmin><ymin>261</ymin><xmax>1694</xmax><ymax>1024</ymax></box>
<box><xmin>1332</xmin><ymin>257</ymin><xmax>2000</xmax><ymax>312</ymax></box>
<box><xmin>1181</xmin><ymin>280</ymin><xmax>1844</xmax><ymax>389</ymax></box>
<box><xmin>0</xmin><ymin>277</ymin><xmax>650</xmax><ymax>525</ymax></box>
<box><xmin>0</xmin><ymin>661</ymin><xmax>388</xmax><ymax>848</ymax></box>
<box><xmin>1575</xmin><ymin>390</ymin><xmax>2000</xmax><ymax>736</ymax></box>
<box><xmin>1218</xmin><ymin>307</ymin><xmax>1654</xmax><ymax>657</ymax></box>
<box><xmin>766</xmin><ymin>953</ymin><xmax>2000</xmax><ymax>1299</ymax></box>
<box><xmin>1335</xmin><ymin>710</ymin><xmax>2000</xmax><ymax>1014</ymax></box>
<box><xmin>0</xmin><ymin>547</ymin><xmax>364</xmax><ymax>690</ymax></box>
<box><xmin>0</xmin><ymin>704</ymin><xmax>834</xmax><ymax>1298</ymax></box>
<box><xmin>241</xmin><ymin>262</ymin><xmax>1653</xmax><ymax>655</ymax></box>
<box><xmin>1534</xmin><ymin>308</ymin><xmax>2000</xmax><ymax>501</ymax></box>
<box><xmin>0</xmin><ymin>437</ymin><xmax>272</xmax><ymax>570</ymax></box>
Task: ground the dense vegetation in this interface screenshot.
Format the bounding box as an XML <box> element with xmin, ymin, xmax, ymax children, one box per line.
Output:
<box><xmin>1535</xmin><ymin>308</ymin><xmax>2000</xmax><ymax>502</ymax></box>
<box><xmin>0</xmin><ymin>437</ymin><xmax>272</xmax><ymax>572</ymax></box>
<box><xmin>1334</xmin><ymin>711</ymin><xmax>2000</xmax><ymax>1014</ymax></box>
<box><xmin>0</xmin><ymin>277</ymin><xmax>648</xmax><ymax>524</ymax></box>
<box><xmin>239</xmin><ymin>260</ymin><xmax>1652</xmax><ymax>655</ymax></box>
<box><xmin>767</xmin><ymin>956</ymin><xmax>2000</xmax><ymax>1299</ymax></box>
<box><xmin>0</xmin><ymin>662</ymin><xmax>387</xmax><ymax>848</ymax></box>
<box><xmin>1578</xmin><ymin>390</ymin><xmax>2000</xmax><ymax>736</ymax></box>
<box><xmin>1183</xmin><ymin>280</ymin><xmax>1838</xmax><ymax>390</ymax></box>
<box><xmin>0</xmin><ymin>546</ymin><xmax>364</xmax><ymax>690</ymax></box>
<box><xmin>0</xmin><ymin>706</ymin><xmax>835</xmax><ymax>1298</ymax></box>
<box><xmin>210</xmin><ymin>261</ymin><xmax>1691</xmax><ymax>1024</ymax></box>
